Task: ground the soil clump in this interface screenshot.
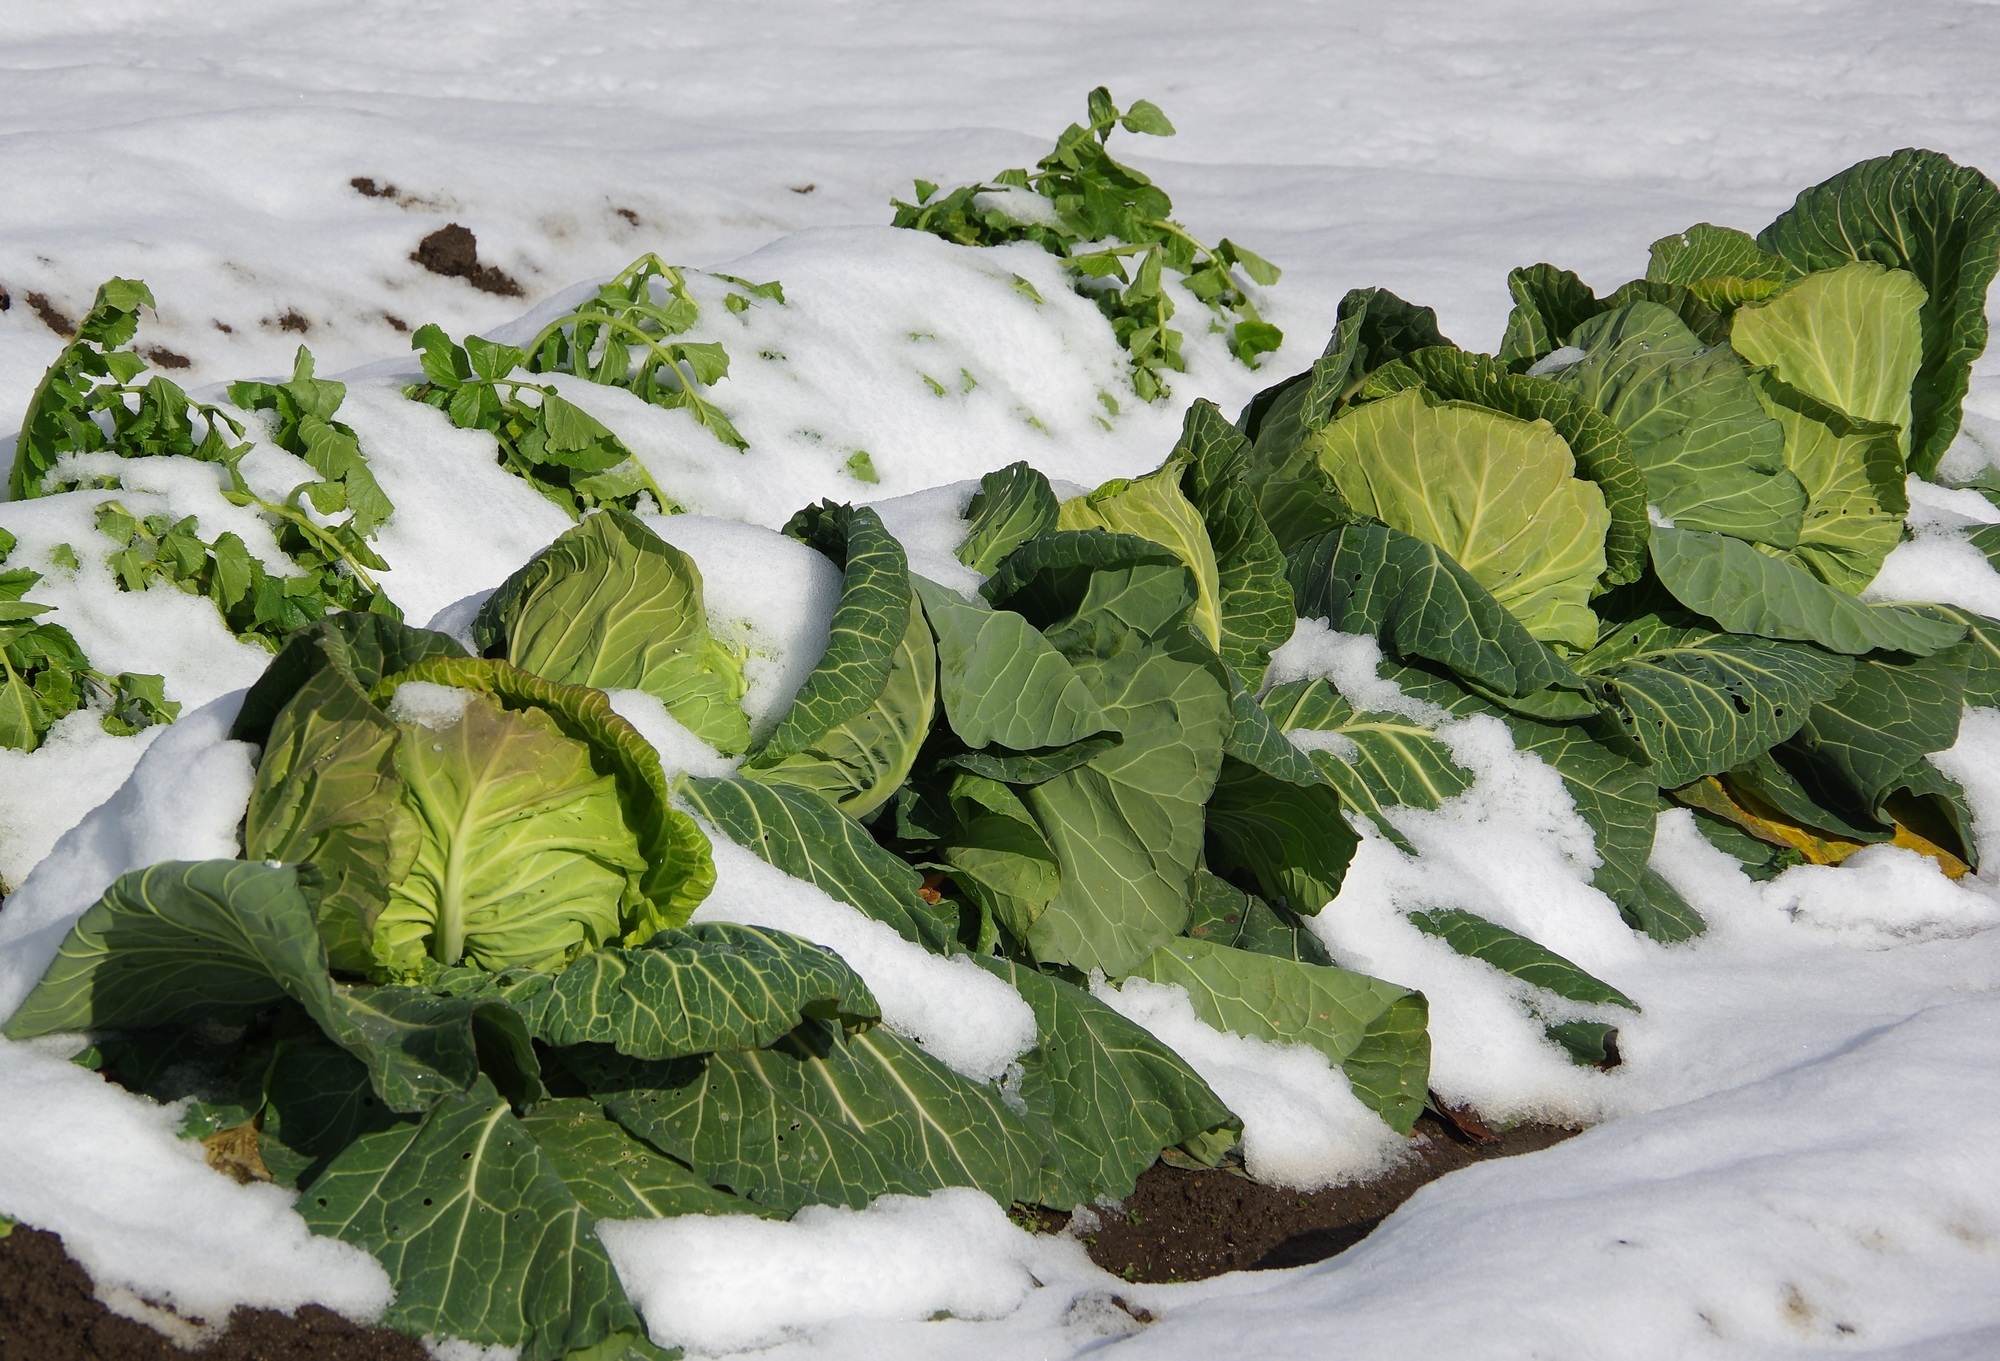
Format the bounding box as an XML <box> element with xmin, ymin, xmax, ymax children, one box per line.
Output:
<box><xmin>412</xmin><ymin>224</ymin><xmax>522</xmax><ymax>296</ymax></box>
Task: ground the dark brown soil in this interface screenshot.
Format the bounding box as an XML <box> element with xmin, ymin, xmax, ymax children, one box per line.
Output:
<box><xmin>140</xmin><ymin>347</ymin><xmax>190</xmax><ymax>370</ymax></box>
<box><xmin>0</xmin><ymin>285</ymin><xmax>12</xmax><ymax>312</ymax></box>
<box><xmin>0</xmin><ymin>1112</ymin><xmax>1574</xmax><ymax>1355</ymax></box>
<box><xmin>273</xmin><ymin>310</ymin><xmax>311</xmax><ymax>335</ymax></box>
<box><xmin>1051</xmin><ymin>1110</ymin><xmax>1578</xmax><ymax>1283</ymax></box>
<box><xmin>0</xmin><ymin>1226</ymin><xmax>426</xmax><ymax>1361</ymax></box>
<box><xmin>412</xmin><ymin>224</ymin><xmax>522</xmax><ymax>297</ymax></box>
<box><xmin>26</xmin><ymin>292</ymin><xmax>74</xmax><ymax>336</ymax></box>
<box><xmin>348</xmin><ymin>176</ymin><xmax>396</xmax><ymax>199</ymax></box>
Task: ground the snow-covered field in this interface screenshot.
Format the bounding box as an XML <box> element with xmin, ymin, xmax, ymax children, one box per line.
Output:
<box><xmin>5</xmin><ymin>1</ymin><xmax>2000</xmax><ymax>1356</ymax></box>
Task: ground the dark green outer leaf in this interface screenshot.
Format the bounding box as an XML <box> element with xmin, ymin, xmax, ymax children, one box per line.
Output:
<box><xmin>1758</xmin><ymin>148</ymin><xmax>2000</xmax><ymax>478</ymax></box>
<box><xmin>1381</xmin><ymin>661</ymin><xmax>1697</xmax><ymax>936</ymax></box>
<box><xmin>1022</xmin><ymin>570</ymin><xmax>1231</xmax><ymax>975</ymax></box>
<box><xmin>1186</xmin><ymin>869</ymin><xmax>1332</xmax><ymax>966</ymax></box>
<box><xmin>1926</xmin><ymin>605</ymin><xmax>2000</xmax><ymax>707</ymax></box>
<box><xmin>980</xmin><ymin>528</ymin><xmax>1183</xmax><ymax>622</ymax></box>
<box><xmin>1574</xmin><ymin>613</ymin><xmax>1857</xmax><ymax>787</ymax></box>
<box><xmin>231</xmin><ymin>612</ymin><xmax>468</xmax><ymax>747</ymax></box>
<box><xmin>386</xmin><ymin>657</ymin><xmax>716</xmax><ymax>936</ymax></box>
<box><xmin>301</xmin><ymin>1079</ymin><xmax>640</xmax><ymax>1361</ymax></box>
<box><xmin>1620</xmin><ymin>866</ymin><xmax>1708</xmax><ymax>943</ymax></box>
<box><xmin>743</xmin><ymin>592</ymin><xmax>937</xmax><ymax>817</ymax></box>
<box><xmin>680</xmin><ymin>776</ymin><xmax>954</xmax><ymax>953</ymax></box>
<box><xmin>753</xmin><ymin>505</ymin><xmax>911</xmax><ymax>764</ymax></box>
<box><xmin>1554</xmin><ymin>302</ymin><xmax>1807</xmax><ymax>547</ymax></box>
<box><xmin>2</xmin><ymin>861</ymin><xmax>527</xmax><ymax>1113</ymax></box>
<box><xmin>935</xmin><ymin>772</ymin><xmax>1061</xmax><ymax>940</ymax></box>
<box><xmin>520</xmin><ymin>1098</ymin><xmax>774</xmax><ymax>1221</ymax></box>
<box><xmin>1203</xmin><ymin>757</ymin><xmax>1358</xmax><ymax>916</ymax></box>
<box><xmin>1173</xmin><ymin>399</ymin><xmax>1295</xmax><ymax>684</ymax></box>
<box><xmin>1361</xmin><ymin>346</ymin><xmax>1650</xmax><ymax>588</ymax></box>
<box><xmin>1783</xmin><ymin>646</ymin><xmax>1970</xmax><ymax>825</ymax></box>
<box><xmin>474</xmin><ymin>509</ymin><xmax>750</xmax><ymax>755</ymax></box>
<box><xmin>973</xmin><ymin>956</ymin><xmax>1238</xmax><ymax>1207</ymax></box>
<box><xmin>1409</xmin><ymin>908</ymin><xmax>1635</xmax><ymax>1009</ymax></box>
<box><xmin>1287</xmin><ymin>522</ymin><xmax>1570</xmax><ymax>697</ymax></box>
<box><xmin>1650</xmin><ymin>528</ymin><xmax>1965</xmax><ymax>656</ymax></box>
<box><xmin>912</xmin><ymin>576</ymin><xmax>1108</xmax><ymax>752</ymax></box>
<box><xmin>1496</xmin><ymin>264</ymin><xmax>1602</xmax><ymax>368</ymax></box>
<box><xmin>938</xmin><ymin>732</ymin><xmax>1122</xmax><ymax>785</ymax></box>
<box><xmin>956</xmin><ymin>461</ymin><xmax>1059</xmax><ymax>575</ymax></box>
<box><xmin>1260</xmin><ymin>676</ymin><xmax>1472</xmax><ymax>849</ymax></box>
<box><xmin>243</xmin><ymin>665</ymin><xmax>416</xmax><ymax>974</ymax></box>
<box><xmin>1223</xmin><ymin>671</ymin><xmax>1327</xmax><ymax>786</ymax></box>
<box><xmin>440</xmin><ymin>922</ymin><xmax>879</xmax><ymax>1060</ymax></box>
<box><xmin>1133</xmin><ymin>937</ymin><xmax>1430</xmax><ymax>1135</ymax></box>
<box><xmin>573</xmin><ymin>1021</ymin><xmax>1053</xmax><ymax>1215</ymax></box>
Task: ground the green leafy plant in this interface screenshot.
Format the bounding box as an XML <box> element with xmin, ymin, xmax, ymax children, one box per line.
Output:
<box><xmin>407</xmin><ymin>323</ymin><xmax>675</xmax><ymax>520</ymax></box>
<box><xmin>0</xmin><ymin>527</ymin><xmax>177</xmax><ymax>752</ymax></box>
<box><xmin>521</xmin><ymin>255</ymin><xmax>772</xmax><ymax>452</ymax></box>
<box><xmin>11</xmin><ymin>280</ymin><xmax>400</xmax><ymax>635</ymax></box>
<box><xmin>10</xmin><ymin>146</ymin><xmax>2000</xmax><ymax>1361</ymax></box>
<box><xmin>893</xmin><ymin>88</ymin><xmax>1282</xmax><ymax>400</ymax></box>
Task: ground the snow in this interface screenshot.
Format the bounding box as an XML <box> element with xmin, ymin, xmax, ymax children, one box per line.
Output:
<box><xmin>4</xmin><ymin>0</ymin><xmax>2000</xmax><ymax>1354</ymax></box>
<box><xmin>599</xmin><ymin>1188</ymin><xmax>1088</xmax><ymax>1355</ymax></box>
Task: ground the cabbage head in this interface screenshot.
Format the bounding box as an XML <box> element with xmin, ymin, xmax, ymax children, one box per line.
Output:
<box><xmin>1312</xmin><ymin>386</ymin><xmax>1610</xmax><ymax>651</ymax></box>
<box><xmin>245</xmin><ymin>630</ymin><xmax>713</xmax><ymax>978</ymax></box>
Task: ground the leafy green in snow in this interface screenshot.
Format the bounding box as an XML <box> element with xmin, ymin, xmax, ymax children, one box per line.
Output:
<box><xmin>1259</xmin><ymin>675</ymin><xmax>1472</xmax><ymax>848</ymax></box>
<box><xmin>230</xmin><ymin>346</ymin><xmax>396</xmax><ymax>536</ymax></box>
<box><xmin>893</xmin><ymin>87</ymin><xmax>1281</xmax><ymax>400</ymax></box>
<box><xmin>522</xmin><ymin>254</ymin><xmax>767</xmax><ymax>452</ymax></box>
<box><xmin>743</xmin><ymin>503</ymin><xmax>936</xmax><ymax>817</ymax></box>
<box><xmin>0</xmin><ymin>533</ymin><xmax>176</xmax><ymax>752</ymax></box>
<box><xmin>408</xmin><ymin>323</ymin><xmax>675</xmax><ymax>521</ymax></box>
<box><xmin>956</xmin><ymin>461</ymin><xmax>1059</xmax><ymax>575</ymax></box>
<box><xmin>1645</xmin><ymin>223</ymin><xmax>1799</xmax><ymax>311</ymax></box>
<box><xmin>475</xmin><ymin>509</ymin><xmax>750</xmax><ymax>754</ymax></box>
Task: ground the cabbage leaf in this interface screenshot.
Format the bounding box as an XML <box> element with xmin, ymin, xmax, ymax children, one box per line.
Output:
<box><xmin>1313</xmin><ymin>385</ymin><xmax>1610</xmax><ymax>649</ymax></box>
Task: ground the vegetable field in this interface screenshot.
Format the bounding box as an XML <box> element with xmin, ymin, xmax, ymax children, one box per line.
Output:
<box><xmin>5</xmin><ymin>31</ymin><xmax>2000</xmax><ymax>1361</ymax></box>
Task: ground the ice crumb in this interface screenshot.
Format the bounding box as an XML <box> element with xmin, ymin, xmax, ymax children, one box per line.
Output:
<box><xmin>1526</xmin><ymin>345</ymin><xmax>1586</xmax><ymax>376</ymax></box>
<box><xmin>386</xmin><ymin>680</ymin><xmax>472</xmax><ymax>730</ymax></box>
<box><xmin>1091</xmin><ymin>976</ymin><xmax>1409</xmax><ymax>1189</ymax></box>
